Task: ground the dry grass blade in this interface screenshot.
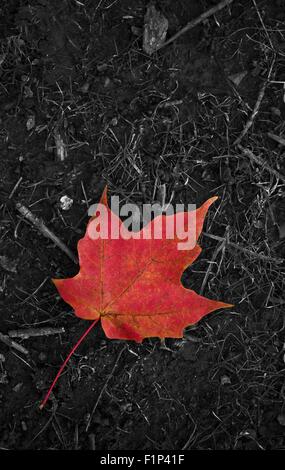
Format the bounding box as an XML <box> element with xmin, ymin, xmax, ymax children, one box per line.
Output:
<box><xmin>85</xmin><ymin>345</ymin><xmax>127</xmax><ymax>432</ymax></box>
<box><xmin>203</xmin><ymin>231</ymin><xmax>284</xmax><ymax>265</ymax></box>
<box><xmin>237</xmin><ymin>145</ymin><xmax>285</xmax><ymax>185</ymax></box>
<box><xmin>233</xmin><ymin>58</ymin><xmax>275</xmax><ymax>146</ymax></box>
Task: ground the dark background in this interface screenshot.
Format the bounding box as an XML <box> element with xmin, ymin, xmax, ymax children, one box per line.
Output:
<box><xmin>0</xmin><ymin>0</ymin><xmax>285</xmax><ymax>450</ymax></box>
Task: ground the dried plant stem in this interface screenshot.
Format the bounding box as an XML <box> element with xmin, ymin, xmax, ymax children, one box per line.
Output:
<box><xmin>40</xmin><ymin>320</ymin><xmax>98</xmax><ymax>410</ymax></box>
<box><xmin>200</xmin><ymin>238</ymin><xmax>226</xmax><ymax>295</ymax></box>
<box><xmin>234</xmin><ymin>59</ymin><xmax>275</xmax><ymax>145</ymax></box>
<box><xmin>233</xmin><ymin>81</ymin><xmax>267</xmax><ymax>145</ymax></box>
<box><xmin>157</xmin><ymin>0</ymin><xmax>234</xmax><ymax>51</ymax></box>
<box><xmin>267</xmin><ymin>132</ymin><xmax>285</xmax><ymax>147</ymax></box>
<box><xmin>237</xmin><ymin>145</ymin><xmax>285</xmax><ymax>184</ymax></box>
<box><xmin>8</xmin><ymin>176</ymin><xmax>23</xmax><ymax>199</ymax></box>
<box><xmin>0</xmin><ymin>331</ymin><xmax>29</xmax><ymax>355</ymax></box>
<box><xmin>182</xmin><ymin>423</ymin><xmax>197</xmax><ymax>450</ymax></box>
<box><xmin>203</xmin><ymin>232</ymin><xmax>283</xmax><ymax>264</ymax></box>
<box><xmin>8</xmin><ymin>327</ymin><xmax>65</xmax><ymax>340</ymax></box>
<box><xmin>16</xmin><ymin>203</ymin><xmax>78</xmax><ymax>264</ymax></box>
<box><xmin>252</xmin><ymin>0</ymin><xmax>274</xmax><ymax>50</ymax></box>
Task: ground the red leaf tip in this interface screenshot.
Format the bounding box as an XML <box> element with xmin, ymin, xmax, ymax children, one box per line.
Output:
<box><xmin>100</xmin><ymin>185</ymin><xmax>108</xmax><ymax>207</ymax></box>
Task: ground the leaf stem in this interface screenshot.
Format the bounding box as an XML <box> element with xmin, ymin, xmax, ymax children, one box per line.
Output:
<box><xmin>40</xmin><ymin>319</ymin><xmax>98</xmax><ymax>410</ymax></box>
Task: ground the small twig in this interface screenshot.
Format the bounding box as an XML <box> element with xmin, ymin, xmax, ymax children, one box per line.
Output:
<box><xmin>28</xmin><ymin>411</ymin><xmax>55</xmax><ymax>447</ymax></box>
<box><xmin>54</xmin><ymin>130</ymin><xmax>67</xmax><ymax>162</ymax></box>
<box><xmin>237</xmin><ymin>144</ymin><xmax>285</xmax><ymax>185</ymax></box>
<box><xmin>234</xmin><ymin>81</ymin><xmax>266</xmax><ymax>146</ymax></box>
<box><xmin>8</xmin><ymin>176</ymin><xmax>23</xmax><ymax>199</ymax></box>
<box><xmin>182</xmin><ymin>423</ymin><xmax>197</xmax><ymax>450</ymax></box>
<box><xmin>18</xmin><ymin>276</ymin><xmax>49</xmax><ymax>305</ymax></box>
<box><xmin>200</xmin><ymin>237</ymin><xmax>226</xmax><ymax>295</ymax></box>
<box><xmin>203</xmin><ymin>231</ymin><xmax>283</xmax><ymax>264</ymax></box>
<box><xmin>234</xmin><ymin>59</ymin><xmax>275</xmax><ymax>145</ymax></box>
<box><xmin>11</xmin><ymin>351</ymin><xmax>34</xmax><ymax>370</ymax></box>
<box><xmin>157</xmin><ymin>0</ymin><xmax>234</xmax><ymax>51</ymax></box>
<box><xmin>251</xmin><ymin>0</ymin><xmax>274</xmax><ymax>50</ymax></box>
<box><xmin>8</xmin><ymin>327</ymin><xmax>65</xmax><ymax>340</ymax></box>
<box><xmin>0</xmin><ymin>331</ymin><xmax>29</xmax><ymax>356</ymax></box>
<box><xmin>160</xmin><ymin>338</ymin><xmax>173</xmax><ymax>352</ymax></box>
<box><xmin>85</xmin><ymin>345</ymin><xmax>126</xmax><ymax>432</ymax></box>
<box><xmin>267</xmin><ymin>132</ymin><xmax>285</xmax><ymax>147</ymax></box>
<box><xmin>184</xmin><ymin>333</ymin><xmax>201</xmax><ymax>343</ymax></box>
<box><xmin>16</xmin><ymin>203</ymin><xmax>78</xmax><ymax>264</ymax></box>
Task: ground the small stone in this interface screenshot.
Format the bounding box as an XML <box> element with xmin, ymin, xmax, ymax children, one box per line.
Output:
<box><xmin>38</xmin><ymin>352</ymin><xmax>47</xmax><ymax>362</ymax></box>
<box><xmin>253</xmin><ymin>220</ymin><xmax>263</xmax><ymax>229</ymax></box>
<box><xmin>104</xmin><ymin>77</ymin><xmax>111</xmax><ymax>87</ymax></box>
<box><xmin>21</xmin><ymin>75</ymin><xmax>29</xmax><ymax>83</ymax></box>
<box><xmin>220</xmin><ymin>375</ymin><xmax>231</xmax><ymax>386</ymax></box>
<box><xmin>121</xmin><ymin>403</ymin><xmax>133</xmax><ymax>413</ymax></box>
<box><xmin>143</xmin><ymin>5</ymin><xmax>168</xmax><ymax>55</ymax></box>
<box><xmin>35</xmin><ymin>378</ymin><xmax>46</xmax><ymax>391</ymax></box>
<box><xmin>0</xmin><ymin>372</ymin><xmax>8</xmax><ymax>384</ymax></box>
<box><xmin>202</xmin><ymin>169</ymin><xmax>213</xmax><ymax>182</ymax></box>
<box><xmin>21</xmin><ymin>421</ymin><xmax>28</xmax><ymax>432</ymax></box>
<box><xmin>271</xmin><ymin>107</ymin><xmax>281</xmax><ymax>117</ymax></box>
<box><xmin>110</xmin><ymin>117</ymin><xmax>118</xmax><ymax>126</ymax></box>
<box><xmin>131</xmin><ymin>26</ymin><xmax>142</xmax><ymax>36</ymax></box>
<box><xmin>97</xmin><ymin>63</ymin><xmax>108</xmax><ymax>72</ymax></box>
<box><xmin>26</xmin><ymin>115</ymin><xmax>35</xmax><ymax>131</ymax></box>
<box><xmin>13</xmin><ymin>382</ymin><xmax>23</xmax><ymax>393</ymax></box>
<box><xmin>277</xmin><ymin>413</ymin><xmax>285</xmax><ymax>426</ymax></box>
<box><xmin>60</xmin><ymin>195</ymin><xmax>73</xmax><ymax>211</ymax></box>
<box><xmin>23</xmin><ymin>86</ymin><xmax>33</xmax><ymax>98</ymax></box>
<box><xmin>239</xmin><ymin>428</ymin><xmax>256</xmax><ymax>439</ymax></box>
<box><xmin>228</xmin><ymin>71</ymin><xmax>247</xmax><ymax>87</ymax></box>
<box><xmin>80</xmin><ymin>82</ymin><xmax>90</xmax><ymax>94</ymax></box>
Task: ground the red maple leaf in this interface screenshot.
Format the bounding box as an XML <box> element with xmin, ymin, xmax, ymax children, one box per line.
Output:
<box><xmin>40</xmin><ymin>188</ymin><xmax>232</xmax><ymax>408</ymax></box>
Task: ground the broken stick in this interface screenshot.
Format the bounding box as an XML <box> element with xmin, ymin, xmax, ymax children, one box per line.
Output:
<box><xmin>0</xmin><ymin>331</ymin><xmax>29</xmax><ymax>356</ymax></box>
<box><xmin>267</xmin><ymin>132</ymin><xmax>285</xmax><ymax>147</ymax></box>
<box><xmin>16</xmin><ymin>203</ymin><xmax>78</xmax><ymax>264</ymax></box>
<box><xmin>8</xmin><ymin>327</ymin><xmax>65</xmax><ymax>340</ymax></box>
<box><xmin>157</xmin><ymin>0</ymin><xmax>234</xmax><ymax>51</ymax></box>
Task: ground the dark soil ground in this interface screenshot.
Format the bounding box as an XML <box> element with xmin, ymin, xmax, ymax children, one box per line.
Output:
<box><xmin>0</xmin><ymin>0</ymin><xmax>285</xmax><ymax>450</ymax></box>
